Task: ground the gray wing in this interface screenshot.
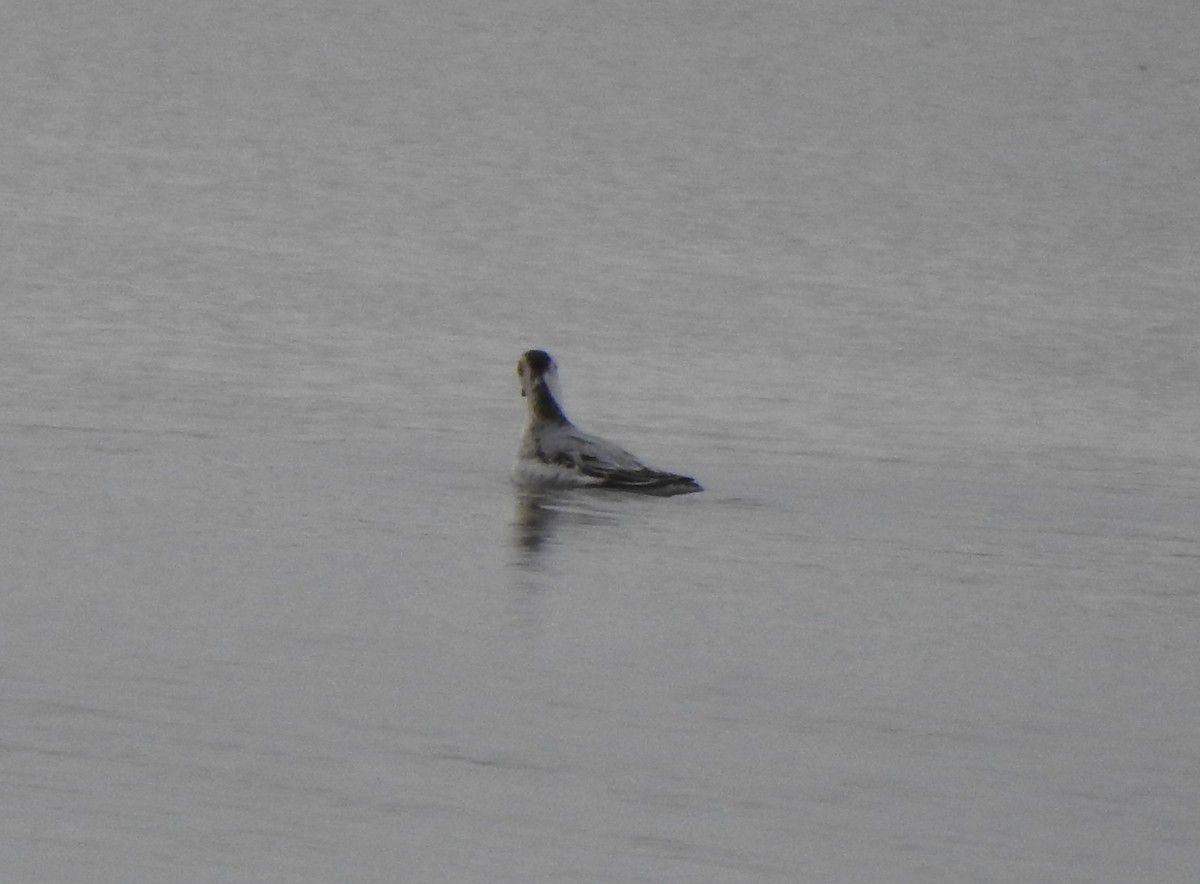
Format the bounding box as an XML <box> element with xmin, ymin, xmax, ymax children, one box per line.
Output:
<box><xmin>534</xmin><ymin>424</ymin><xmax>702</xmax><ymax>496</ymax></box>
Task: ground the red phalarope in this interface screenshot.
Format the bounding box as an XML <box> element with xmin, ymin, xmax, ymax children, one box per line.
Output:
<box><xmin>514</xmin><ymin>350</ymin><xmax>702</xmax><ymax>496</ymax></box>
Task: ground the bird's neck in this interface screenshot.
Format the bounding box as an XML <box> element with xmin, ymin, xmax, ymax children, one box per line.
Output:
<box><xmin>529</xmin><ymin>380</ymin><xmax>569</xmax><ymax>426</ymax></box>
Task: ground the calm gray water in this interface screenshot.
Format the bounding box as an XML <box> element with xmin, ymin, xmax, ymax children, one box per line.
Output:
<box><xmin>3</xmin><ymin>1</ymin><xmax>1198</xmax><ymax>881</ymax></box>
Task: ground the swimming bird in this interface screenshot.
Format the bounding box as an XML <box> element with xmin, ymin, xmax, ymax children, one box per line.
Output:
<box><xmin>514</xmin><ymin>350</ymin><xmax>702</xmax><ymax>496</ymax></box>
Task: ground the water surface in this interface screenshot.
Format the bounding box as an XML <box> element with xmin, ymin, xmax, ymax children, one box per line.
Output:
<box><xmin>3</xmin><ymin>1</ymin><xmax>1199</xmax><ymax>882</ymax></box>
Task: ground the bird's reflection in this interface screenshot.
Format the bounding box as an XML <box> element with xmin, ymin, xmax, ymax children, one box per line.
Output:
<box><xmin>510</xmin><ymin>489</ymin><xmax>626</xmax><ymax>568</ymax></box>
<box><xmin>507</xmin><ymin>489</ymin><xmax>636</xmax><ymax>638</ymax></box>
<box><xmin>512</xmin><ymin>490</ymin><xmax>564</xmax><ymax>560</ymax></box>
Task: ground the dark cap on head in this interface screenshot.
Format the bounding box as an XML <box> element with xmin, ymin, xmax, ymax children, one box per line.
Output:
<box><xmin>521</xmin><ymin>350</ymin><xmax>554</xmax><ymax>375</ymax></box>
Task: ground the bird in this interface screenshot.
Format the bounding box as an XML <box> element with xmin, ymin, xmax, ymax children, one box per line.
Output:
<box><xmin>513</xmin><ymin>349</ymin><xmax>702</xmax><ymax>496</ymax></box>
